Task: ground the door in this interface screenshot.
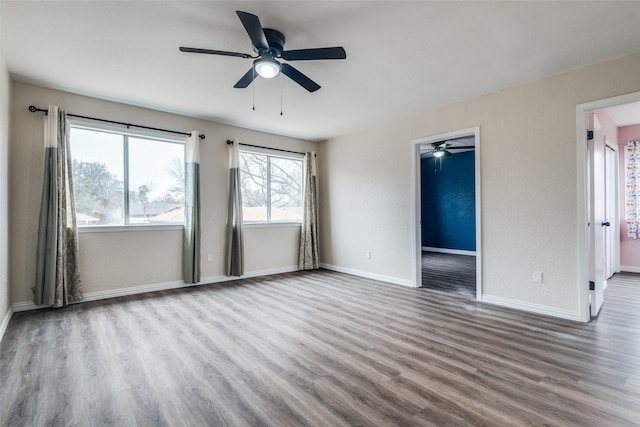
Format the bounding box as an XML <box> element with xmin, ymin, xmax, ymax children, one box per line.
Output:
<box><xmin>588</xmin><ymin>113</ymin><xmax>606</xmax><ymax>317</ymax></box>
<box><xmin>604</xmin><ymin>143</ymin><xmax>617</xmax><ymax>279</ymax></box>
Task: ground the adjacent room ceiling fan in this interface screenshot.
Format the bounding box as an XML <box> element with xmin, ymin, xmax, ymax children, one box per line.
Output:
<box><xmin>423</xmin><ymin>141</ymin><xmax>475</xmax><ymax>158</ymax></box>
<box><xmin>179</xmin><ymin>11</ymin><xmax>346</xmax><ymax>93</ymax></box>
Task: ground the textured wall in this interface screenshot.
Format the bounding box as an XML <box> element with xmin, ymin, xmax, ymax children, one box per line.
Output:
<box><xmin>9</xmin><ymin>83</ymin><xmax>317</xmax><ymax>304</ymax></box>
<box><xmin>421</xmin><ymin>151</ymin><xmax>476</xmax><ymax>251</ymax></box>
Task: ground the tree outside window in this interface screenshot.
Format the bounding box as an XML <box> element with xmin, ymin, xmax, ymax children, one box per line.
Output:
<box><xmin>70</xmin><ymin>126</ymin><xmax>185</xmax><ymax>226</ymax></box>
<box><xmin>239</xmin><ymin>151</ymin><xmax>303</xmax><ymax>223</ymax></box>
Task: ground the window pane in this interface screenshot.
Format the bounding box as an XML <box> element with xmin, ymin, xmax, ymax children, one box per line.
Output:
<box><xmin>70</xmin><ymin>128</ymin><xmax>124</xmax><ymax>225</ymax></box>
<box><xmin>270</xmin><ymin>157</ymin><xmax>303</xmax><ymax>222</ymax></box>
<box><xmin>240</xmin><ymin>152</ymin><xmax>268</xmax><ymax>222</ymax></box>
<box><xmin>128</xmin><ymin>137</ymin><xmax>185</xmax><ymax>224</ymax></box>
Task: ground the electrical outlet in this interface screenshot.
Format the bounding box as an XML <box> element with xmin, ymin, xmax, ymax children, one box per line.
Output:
<box><xmin>207</xmin><ymin>253</ymin><xmax>213</xmax><ymax>262</ymax></box>
<box><xmin>365</xmin><ymin>250</ymin><xmax>371</xmax><ymax>259</ymax></box>
<box><xmin>533</xmin><ymin>271</ymin><xmax>543</xmax><ymax>283</ymax></box>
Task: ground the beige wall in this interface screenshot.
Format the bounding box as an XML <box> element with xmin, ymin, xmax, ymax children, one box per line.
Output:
<box><xmin>10</xmin><ymin>82</ymin><xmax>317</xmax><ymax>305</ymax></box>
<box><xmin>0</xmin><ymin>3</ymin><xmax>11</xmax><ymax>332</ymax></box>
<box><xmin>319</xmin><ymin>51</ymin><xmax>640</xmax><ymax>319</ymax></box>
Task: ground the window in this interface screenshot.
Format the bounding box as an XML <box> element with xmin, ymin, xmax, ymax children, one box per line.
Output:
<box><xmin>70</xmin><ymin>125</ymin><xmax>185</xmax><ymax>227</ymax></box>
<box><xmin>239</xmin><ymin>151</ymin><xmax>303</xmax><ymax>223</ymax></box>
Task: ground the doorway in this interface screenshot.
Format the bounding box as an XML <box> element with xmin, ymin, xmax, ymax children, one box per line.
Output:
<box><xmin>412</xmin><ymin>127</ymin><xmax>482</xmax><ymax>299</ymax></box>
<box><xmin>577</xmin><ymin>92</ymin><xmax>640</xmax><ymax>321</ymax></box>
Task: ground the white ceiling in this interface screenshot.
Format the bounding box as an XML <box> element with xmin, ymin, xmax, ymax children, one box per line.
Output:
<box><xmin>3</xmin><ymin>1</ymin><xmax>640</xmax><ymax>141</ymax></box>
<box><xmin>604</xmin><ymin>101</ymin><xmax>640</xmax><ymax>127</ymax></box>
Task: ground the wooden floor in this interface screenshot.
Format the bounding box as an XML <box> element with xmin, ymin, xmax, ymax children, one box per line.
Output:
<box><xmin>422</xmin><ymin>251</ymin><xmax>476</xmax><ymax>297</ymax></box>
<box><xmin>1</xmin><ymin>270</ymin><xmax>640</xmax><ymax>426</ymax></box>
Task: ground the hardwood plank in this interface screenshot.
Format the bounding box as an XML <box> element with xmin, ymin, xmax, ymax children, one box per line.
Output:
<box><xmin>1</xmin><ymin>270</ymin><xmax>640</xmax><ymax>426</ymax></box>
<box><xmin>422</xmin><ymin>251</ymin><xmax>476</xmax><ymax>296</ymax></box>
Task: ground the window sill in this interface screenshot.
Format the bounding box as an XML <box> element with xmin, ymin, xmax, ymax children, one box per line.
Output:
<box><xmin>78</xmin><ymin>224</ymin><xmax>184</xmax><ymax>233</ymax></box>
<box><xmin>243</xmin><ymin>222</ymin><xmax>302</xmax><ymax>229</ymax></box>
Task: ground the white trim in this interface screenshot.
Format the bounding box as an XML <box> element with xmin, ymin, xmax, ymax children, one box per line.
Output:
<box><xmin>243</xmin><ymin>222</ymin><xmax>302</xmax><ymax>229</ymax></box>
<box><xmin>78</xmin><ymin>224</ymin><xmax>183</xmax><ymax>233</ymax></box>
<box><xmin>412</xmin><ymin>126</ymin><xmax>482</xmax><ymax>299</ymax></box>
<box><xmin>222</xmin><ymin>265</ymin><xmax>300</xmax><ymax>280</ymax></box>
<box><xmin>12</xmin><ymin>266</ymin><xmax>301</xmax><ymax>312</ymax></box>
<box><xmin>481</xmin><ymin>295</ymin><xmax>582</xmax><ymax>322</ymax></box>
<box><xmin>422</xmin><ymin>247</ymin><xmax>476</xmax><ymax>256</ymax></box>
<box><xmin>0</xmin><ymin>307</ymin><xmax>13</xmax><ymax>343</ymax></box>
<box><xmin>320</xmin><ymin>263</ymin><xmax>414</xmax><ymax>287</ymax></box>
<box><xmin>13</xmin><ymin>301</ymin><xmax>42</xmax><ymax>312</ymax></box>
<box><xmin>576</xmin><ymin>90</ymin><xmax>640</xmax><ymax>323</ymax></box>
<box><xmin>82</xmin><ymin>280</ymin><xmax>186</xmax><ymax>302</ymax></box>
<box><xmin>604</xmin><ymin>141</ymin><xmax>620</xmax><ymax>276</ymax></box>
<box><xmin>620</xmin><ymin>265</ymin><xmax>640</xmax><ymax>274</ymax></box>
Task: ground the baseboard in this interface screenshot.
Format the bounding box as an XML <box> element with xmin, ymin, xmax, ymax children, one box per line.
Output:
<box><xmin>481</xmin><ymin>295</ymin><xmax>582</xmax><ymax>322</ymax></box>
<box><xmin>620</xmin><ymin>265</ymin><xmax>640</xmax><ymax>274</ymax></box>
<box><xmin>0</xmin><ymin>307</ymin><xmax>13</xmax><ymax>344</ymax></box>
<box><xmin>82</xmin><ymin>280</ymin><xmax>191</xmax><ymax>302</ymax></box>
<box><xmin>12</xmin><ymin>265</ymin><xmax>301</xmax><ymax>312</ymax></box>
<box><xmin>320</xmin><ymin>263</ymin><xmax>415</xmax><ymax>287</ymax></box>
<box><xmin>13</xmin><ymin>301</ymin><xmax>42</xmax><ymax>312</ymax></box>
<box><xmin>422</xmin><ymin>247</ymin><xmax>476</xmax><ymax>256</ymax></box>
<box><xmin>233</xmin><ymin>265</ymin><xmax>300</xmax><ymax>279</ymax></box>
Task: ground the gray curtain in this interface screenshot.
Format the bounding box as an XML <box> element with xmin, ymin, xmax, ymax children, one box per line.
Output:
<box><xmin>299</xmin><ymin>152</ymin><xmax>319</xmax><ymax>270</ymax></box>
<box><xmin>225</xmin><ymin>140</ymin><xmax>244</xmax><ymax>276</ymax></box>
<box><xmin>34</xmin><ymin>106</ymin><xmax>83</xmax><ymax>307</ymax></box>
<box><xmin>183</xmin><ymin>131</ymin><xmax>201</xmax><ymax>283</ymax></box>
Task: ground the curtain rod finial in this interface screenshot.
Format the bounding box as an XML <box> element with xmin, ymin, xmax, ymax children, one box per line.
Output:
<box><xmin>28</xmin><ymin>105</ymin><xmax>38</xmax><ymax>112</ymax></box>
<box><xmin>226</xmin><ymin>140</ymin><xmax>234</xmax><ymax>145</ymax></box>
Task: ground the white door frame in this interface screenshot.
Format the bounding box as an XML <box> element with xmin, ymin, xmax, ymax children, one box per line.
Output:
<box><xmin>411</xmin><ymin>126</ymin><xmax>482</xmax><ymax>299</ymax></box>
<box><xmin>604</xmin><ymin>140</ymin><xmax>620</xmax><ymax>279</ymax></box>
<box><xmin>576</xmin><ymin>91</ymin><xmax>640</xmax><ymax>322</ymax></box>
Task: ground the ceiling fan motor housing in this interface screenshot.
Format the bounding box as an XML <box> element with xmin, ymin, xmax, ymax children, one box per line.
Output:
<box><xmin>262</xmin><ymin>28</ymin><xmax>286</xmax><ymax>56</ymax></box>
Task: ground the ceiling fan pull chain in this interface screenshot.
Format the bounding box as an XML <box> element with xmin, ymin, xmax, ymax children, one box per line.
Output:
<box><xmin>280</xmin><ymin>73</ymin><xmax>284</xmax><ymax>116</ymax></box>
<box><xmin>252</xmin><ymin>67</ymin><xmax>256</xmax><ymax>111</ymax></box>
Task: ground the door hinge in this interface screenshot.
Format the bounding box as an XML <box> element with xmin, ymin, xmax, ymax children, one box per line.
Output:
<box><xmin>589</xmin><ymin>281</ymin><xmax>595</xmax><ymax>291</ymax></box>
<box><xmin>587</xmin><ymin>130</ymin><xmax>594</xmax><ymax>140</ymax></box>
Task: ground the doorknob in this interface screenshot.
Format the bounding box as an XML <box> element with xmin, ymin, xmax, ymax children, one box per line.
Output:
<box><xmin>602</xmin><ymin>221</ymin><xmax>610</xmax><ymax>227</ymax></box>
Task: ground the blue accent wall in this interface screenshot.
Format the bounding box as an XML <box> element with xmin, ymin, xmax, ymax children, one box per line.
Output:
<box><xmin>421</xmin><ymin>150</ymin><xmax>476</xmax><ymax>251</ymax></box>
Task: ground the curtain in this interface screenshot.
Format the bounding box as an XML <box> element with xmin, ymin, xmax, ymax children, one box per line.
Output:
<box><xmin>34</xmin><ymin>106</ymin><xmax>83</xmax><ymax>307</ymax></box>
<box><xmin>183</xmin><ymin>131</ymin><xmax>201</xmax><ymax>283</ymax></box>
<box><xmin>299</xmin><ymin>152</ymin><xmax>319</xmax><ymax>270</ymax></box>
<box><xmin>625</xmin><ymin>140</ymin><xmax>639</xmax><ymax>239</ymax></box>
<box><xmin>225</xmin><ymin>140</ymin><xmax>244</xmax><ymax>276</ymax></box>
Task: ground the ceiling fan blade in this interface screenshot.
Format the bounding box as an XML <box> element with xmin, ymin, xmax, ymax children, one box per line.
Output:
<box><xmin>233</xmin><ymin>68</ymin><xmax>257</xmax><ymax>88</ymax></box>
<box><xmin>281</xmin><ymin>64</ymin><xmax>320</xmax><ymax>92</ymax></box>
<box><xmin>236</xmin><ymin>11</ymin><xmax>269</xmax><ymax>50</ymax></box>
<box><xmin>179</xmin><ymin>46</ymin><xmax>252</xmax><ymax>59</ymax></box>
<box><xmin>281</xmin><ymin>47</ymin><xmax>346</xmax><ymax>61</ymax></box>
<box><xmin>448</xmin><ymin>146</ymin><xmax>475</xmax><ymax>150</ymax></box>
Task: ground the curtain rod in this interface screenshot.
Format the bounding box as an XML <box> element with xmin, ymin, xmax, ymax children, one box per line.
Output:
<box><xmin>226</xmin><ymin>140</ymin><xmax>315</xmax><ymax>157</ymax></box>
<box><xmin>28</xmin><ymin>105</ymin><xmax>206</xmax><ymax>140</ymax></box>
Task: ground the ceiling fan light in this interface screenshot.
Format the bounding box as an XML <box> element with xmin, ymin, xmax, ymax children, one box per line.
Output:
<box><xmin>255</xmin><ymin>59</ymin><xmax>281</xmax><ymax>79</ymax></box>
<box><xmin>433</xmin><ymin>149</ymin><xmax>445</xmax><ymax>158</ymax></box>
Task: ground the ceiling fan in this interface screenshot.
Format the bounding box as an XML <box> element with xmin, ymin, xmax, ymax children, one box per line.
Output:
<box><xmin>179</xmin><ymin>11</ymin><xmax>346</xmax><ymax>93</ymax></box>
<box><xmin>423</xmin><ymin>141</ymin><xmax>475</xmax><ymax>158</ymax></box>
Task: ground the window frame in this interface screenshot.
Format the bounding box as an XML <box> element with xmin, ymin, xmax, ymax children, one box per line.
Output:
<box><xmin>239</xmin><ymin>147</ymin><xmax>304</xmax><ymax>227</ymax></box>
<box><xmin>69</xmin><ymin>120</ymin><xmax>186</xmax><ymax>233</ymax></box>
